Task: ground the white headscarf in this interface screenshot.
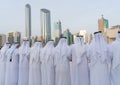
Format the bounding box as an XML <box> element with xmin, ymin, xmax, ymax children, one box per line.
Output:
<box><xmin>74</xmin><ymin>37</ymin><xmax>80</xmax><ymax>44</ymax></box>
<box><xmin>74</xmin><ymin>36</ymin><xmax>86</xmax><ymax>64</ymax></box>
<box><xmin>54</xmin><ymin>38</ymin><xmax>71</xmax><ymax>65</ymax></box>
<box><xmin>30</xmin><ymin>42</ymin><xmax>43</xmax><ymax>64</ymax></box>
<box><xmin>6</xmin><ymin>43</ymin><xmax>19</xmax><ymax>62</ymax></box>
<box><xmin>0</xmin><ymin>43</ymin><xmax>11</xmax><ymax>61</ymax></box>
<box><xmin>89</xmin><ymin>32</ymin><xmax>107</xmax><ymax>63</ymax></box>
<box><xmin>111</xmin><ymin>32</ymin><xmax>120</xmax><ymax>69</ymax></box>
<box><xmin>79</xmin><ymin>36</ymin><xmax>84</xmax><ymax>46</ymax></box>
<box><xmin>41</xmin><ymin>41</ymin><xmax>54</xmax><ymax>62</ymax></box>
<box><xmin>19</xmin><ymin>41</ymin><xmax>30</xmax><ymax>62</ymax></box>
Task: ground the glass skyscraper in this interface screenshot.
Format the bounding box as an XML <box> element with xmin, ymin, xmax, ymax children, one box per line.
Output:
<box><xmin>54</xmin><ymin>20</ymin><xmax>62</xmax><ymax>45</ymax></box>
<box><xmin>40</xmin><ymin>9</ymin><xmax>51</xmax><ymax>43</ymax></box>
<box><xmin>25</xmin><ymin>4</ymin><xmax>31</xmax><ymax>39</ymax></box>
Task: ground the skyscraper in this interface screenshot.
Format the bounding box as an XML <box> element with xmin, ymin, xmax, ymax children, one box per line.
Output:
<box><xmin>54</xmin><ymin>20</ymin><xmax>62</xmax><ymax>45</ymax></box>
<box><xmin>98</xmin><ymin>15</ymin><xmax>109</xmax><ymax>33</ymax></box>
<box><xmin>40</xmin><ymin>8</ymin><xmax>51</xmax><ymax>43</ymax></box>
<box><xmin>25</xmin><ymin>4</ymin><xmax>31</xmax><ymax>39</ymax></box>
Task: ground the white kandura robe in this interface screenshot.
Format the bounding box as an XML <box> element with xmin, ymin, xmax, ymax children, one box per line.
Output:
<box><xmin>54</xmin><ymin>38</ymin><xmax>71</xmax><ymax>85</ymax></box>
<box><xmin>29</xmin><ymin>42</ymin><xmax>42</xmax><ymax>85</ymax></box>
<box><xmin>110</xmin><ymin>33</ymin><xmax>120</xmax><ymax>85</ymax></box>
<box><xmin>0</xmin><ymin>44</ymin><xmax>10</xmax><ymax>85</ymax></box>
<box><xmin>71</xmin><ymin>37</ymin><xmax>90</xmax><ymax>85</ymax></box>
<box><xmin>5</xmin><ymin>44</ymin><xmax>19</xmax><ymax>85</ymax></box>
<box><xmin>89</xmin><ymin>33</ymin><xmax>110</xmax><ymax>85</ymax></box>
<box><xmin>18</xmin><ymin>41</ymin><xmax>30</xmax><ymax>85</ymax></box>
<box><xmin>41</xmin><ymin>41</ymin><xmax>55</xmax><ymax>85</ymax></box>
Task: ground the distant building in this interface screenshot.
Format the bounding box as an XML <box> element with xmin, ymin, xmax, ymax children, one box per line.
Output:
<box><xmin>79</xmin><ymin>30</ymin><xmax>88</xmax><ymax>44</ymax></box>
<box><xmin>6</xmin><ymin>32</ymin><xmax>21</xmax><ymax>44</ymax></box>
<box><xmin>98</xmin><ymin>15</ymin><xmax>109</xmax><ymax>33</ymax></box>
<box><xmin>73</xmin><ymin>33</ymin><xmax>79</xmax><ymax>43</ymax></box>
<box><xmin>41</xmin><ymin>8</ymin><xmax>51</xmax><ymax>44</ymax></box>
<box><xmin>105</xmin><ymin>25</ymin><xmax>120</xmax><ymax>43</ymax></box>
<box><xmin>63</xmin><ymin>29</ymin><xmax>73</xmax><ymax>45</ymax></box>
<box><xmin>89</xmin><ymin>33</ymin><xmax>93</xmax><ymax>44</ymax></box>
<box><xmin>0</xmin><ymin>34</ymin><xmax>6</xmax><ymax>47</ymax></box>
<box><xmin>25</xmin><ymin>4</ymin><xmax>31</xmax><ymax>39</ymax></box>
<box><xmin>54</xmin><ymin>20</ymin><xmax>62</xmax><ymax>45</ymax></box>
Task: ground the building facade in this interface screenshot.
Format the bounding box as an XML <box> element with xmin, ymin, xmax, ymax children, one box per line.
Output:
<box><xmin>54</xmin><ymin>20</ymin><xmax>62</xmax><ymax>45</ymax></box>
<box><xmin>25</xmin><ymin>4</ymin><xmax>31</xmax><ymax>39</ymax></box>
<box><xmin>98</xmin><ymin>16</ymin><xmax>109</xmax><ymax>33</ymax></box>
<box><xmin>6</xmin><ymin>32</ymin><xmax>21</xmax><ymax>44</ymax></box>
<box><xmin>63</xmin><ymin>29</ymin><xmax>73</xmax><ymax>45</ymax></box>
<box><xmin>105</xmin><ymin>25</ymin><xmax>120</xmax><ymax>43</ymax></box>
<box><xmin>41</xmin><ymin>8</ymin><xmax>51</xmax><ymax>44</ymax></box>
<box><xmin>0</xmin><ymin>34</ymin><xmax>6</xmax><ymax>47</ymax></box>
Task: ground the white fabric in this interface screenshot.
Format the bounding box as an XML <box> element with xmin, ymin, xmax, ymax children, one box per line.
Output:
<box><xmin>110</xmin><ymin>32</ymin><xmax>120</xmax><ymax>85</ymax></box>
<box><xmin>89</xmin><ymin>33</ymin><xmax>110</xmax><ymax>85</ymax></box>
<box><xmin>41</xmin><ymin>41</ymin><xmax>55</xmax><ymax>85</ymax></box>
<box><xmin>74</xmin><ymin>37</ymin><xmax>80</xmax><ymax>44</ymax></box>
<box><xmin>29</xmin><ymin>42</ymin><xmax>42</xmax><ymax>85</ymax></box>
<box><xmin>71</xmin><ymin>37</ymin><xmax>90</xmax><ymax>85</ymax></box>
<box><xmin>18</xmin><ymin>41</ymin><xmax>30</xmax><ymax>85</ymax></box>
<box><xmin>79</xmin><ymin>36</ymin><xmax>84</xmax><ymax>45</ymax></box>
<box><xmin>0</xmin><ymin>44</ymin><xmax>10</xmax><ymax>85</ymax></box>
<box><xmin>54</xmin><ymin>38</ymin><xmax>71</xmax><ymax>85</ymax></box>
<box><xmin>5</xmin><ymin>43</ymin><xmax>19</xmax><ymax>85</ymax></box>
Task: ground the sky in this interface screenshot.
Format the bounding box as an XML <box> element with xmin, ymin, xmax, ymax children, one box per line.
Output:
<box><xmin>0</xmin><ymin>0</ymin><xmax>120</xmax><ymax>37</ymax></box>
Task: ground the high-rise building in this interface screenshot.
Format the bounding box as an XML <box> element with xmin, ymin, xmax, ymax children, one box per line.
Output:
<box><xmin>98</xmin><ymin>15</ymin><xmax>109</xmax><ymax>33</ymax></box>
<box><xmin>41</xmin><ymin>8</ymin><xmax>51</xmax><ymax>43</ymax></box>
<box><xmin>25</xmin><ymin>4</ymin><xmax>31</xmax><ymax>39</ymax></box>
<box><xmin>63</xmin><ymin>29</ymin><xmax>73</xmax><ymax>45</ymax></box>
<box><xmin>0</xmin><ymin>34</ymin><xmax>6</xmax><ymax>47</ymax></box>
<box><xmin>6</xmin><ymin>31</ymin><xmax>21</xmax><ymax>44</ymax></box>
<box><xmin>79</xmin><ymin>30</ymin><xmax>88</xmax><ymax>44</ymax></box>
<box><xmin>54</xmin><ymin>20</ymin><xmax>62</xmax><ymax>45</ymax></box>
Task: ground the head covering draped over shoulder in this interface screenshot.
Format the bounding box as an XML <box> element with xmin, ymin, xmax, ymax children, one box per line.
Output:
<box><xmin>74</xmin><ymin>37</ymin><xmax>80</xmax><ymax>44</ymax></box>
<box><xmin>79</xmin><ymin>36</ymin><xmax>84</xmax><ymax>46</ymax></box>
<box><xmin>54</xmin><ymin>38</ymin><xmax>71</xmax><ymax>65</ymax></box>
<box><xmin>0</xmin><ymin>43</ymin><xmax>11</xmax><ymax>61</ymax></box>
<box><xmin>41</xmin><ymin>41</ymin><xmax>54</xmax><ymax>62</ymax></box>
<box><xmin>19</xmin><ymin>41</ymin><xmax>30</xmax><ymax>62</ymax></box>
<box><xmin>89</xmin><ymin>32</ymin><xmax>108</xmax><ymax>64</ymax></box>
<box><xmin>30</xmin><ymin>42</ymin><xmax>43</xmax><ymax>64</ymax></box>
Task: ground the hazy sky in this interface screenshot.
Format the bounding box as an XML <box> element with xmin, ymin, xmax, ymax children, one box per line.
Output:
<box><xmin>0</xmin><ymin>0</ymin><xmax>120</xmax><ymax>37</ymax></box>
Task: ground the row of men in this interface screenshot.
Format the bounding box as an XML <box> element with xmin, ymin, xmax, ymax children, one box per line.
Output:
<box><xmin>0</xmin><ymin>31</ymin><xmax>120</xmax><ymax>85</ymax></box>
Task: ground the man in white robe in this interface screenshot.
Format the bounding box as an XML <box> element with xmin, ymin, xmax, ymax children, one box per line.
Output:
<box><xmin>71</xmin><ymin>36</ymin><xmax>90</xmax><ymax>85</ymax></box>
<box><xmin>54</xmin><ymin>37</ymin><xmax>71</xmax><ymax>85</ymax></box>
<box><xmin>0</xmin><ymin>43</ymin><xmax>10</xmax><ymax>85</ymax></box>
<box><xmin>110</xmin><ymin>31</ymin><xmax>120</xmax><ymax>85</ymax></box>
<box><xmin>89</xmin><ymin>32</ymin><xmax>110</xmax><ymax>85</ymax></box>
<box><xmin>41</xmin><ymin>40</ymin><xmax>55</xmax><ymax>85</ymax></box>
<box><xmin>18</xmin><ymin>40</ymin><xmax>30</xmax><ymax>85</ymax></box>
<box><xmin>29</xmin><ymin>41</ymin><xmax>42</xmax><ymax>85</ymax></box>
<box><xmin>5</xmin><ymin>43</ymin><xmax>19</xmax><ymax>85</ymax></box>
